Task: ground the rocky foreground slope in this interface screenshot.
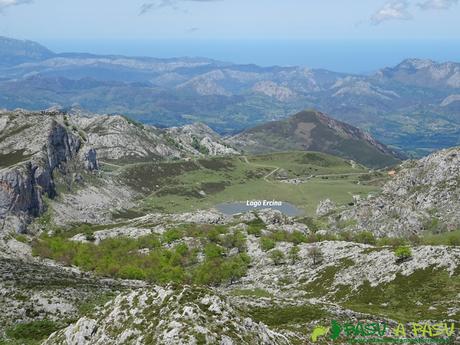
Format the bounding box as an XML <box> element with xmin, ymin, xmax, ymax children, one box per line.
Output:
<box><xmin>330</xmin><ymin>146</ymin><xmax>460</xmax><ymax>237</ymax></box>
<box><xmin>36</xmin><ymin>208</ymin><xmax>460</xmax><ymax>344</ymax></box>
<box><xmin>1</xmin><ymin>110</ymin><xmax>459</xmax><ymax>344</ymax></box>
<box><xmin>44</xmin><ymin>286</ymin><xmax>289</xmax><ymax>345</ymax></box>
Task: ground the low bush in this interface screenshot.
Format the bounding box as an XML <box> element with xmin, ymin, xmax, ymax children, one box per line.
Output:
<box><xmin>353</xmin><ymin>231</ymin><xmax>377</xmax><ymax>245</ymax></box>
<box><xmin>6</xmin><ymin>320</ymin><xmax>60</xmax><ymax>341</ymax></box>
<box><xmin>270</xmin><ymin>249</ymin><xmax>285</xmax><ymax>265</ymax></box>
<box><xmin>33</xmin><ymin>230</ymin><xmax>250</xmax><ymax>287</ymax></box>
<box><xmin>246</xmin><ymin>218</ymin><xmax>265</xmax><ymax>236</ymax></box>
<box><xmin>394</xmin><ymin>246</ymin><xmax>412</xmax><ymax>262</ymax></box>
<box><xmin>260</xmin><ymin>237</ymin><xmax>276</xmax><ymax>251</ymax></box>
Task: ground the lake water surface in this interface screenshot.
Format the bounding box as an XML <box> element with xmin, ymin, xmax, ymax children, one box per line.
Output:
<box><xmin>215</xmin><ymin>201</ymin><xmax>303</xmax><ymax>217</ymax></box>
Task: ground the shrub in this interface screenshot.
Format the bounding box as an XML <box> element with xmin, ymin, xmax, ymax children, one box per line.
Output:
<box><xmin>193</xmin><ymin>253</ymin><xmax>250</xmax><ymax>285</ymax></box>
<box><xmin>354</xmin><ymin>231</ymin><xmax>376</xmax><ymax>245</ymax></box>
<box><xmin>206</xmin><ymin>226</ymin><xmax>227</xmax><ymax>243</ymax></box>
<box><xmin>260</xmin><ymin>237</ymin><xmax>276</xmax><ymax>251</ymax></box>
<box><xmin>118</xmin><ymin>266</ymin><xmax>147</xmax><ymax>280</ymax></box>
<box><xmin>13</xmin><ymin>234</ymin><xmax>28</xmax><ymax>243</ymax></box>
<box><xmin>447</xmin><ymin>231</ymin><xmax>460</xmax><ymax>246</ymax></box>
<box><xmin>32</xmin><ymin>229</ymin><xmax>251</xmax><ymax>287</ymax></box>
<box><xmin>204</xmin><ymin>243</ymin><xmax>224</xmax><ymax>259</ymax></box>
<box><xmin>85</xmin><ymin>233</ymin><xmax>96</xmax><ymax>242</ymax></box>
<box><xmin>6</xmin><ymin>320</ymin><xmax>60</xmax><ymax>341</ymax></box>
<box><xmin>394</xmin><ymin>246</ymin><xmax>412</xmax><ymax>262</ymax></box>
<box><xmin>221</xmin><ymin>230</ymin><xmax>246</xmax><ymax>252</ymax></box>
<box><xmin>377</xmin><ymin>237</ymin><xmax>407</xmax><ymax>247</ymax></box>
<box><xmin>162</xmin><ymin>228</ymin><xmax>183</xmax><ymax>243</ymax></box>
<box><xmin>290</xmin><ymin>231</ymin><xmax>307</xmax><ymax>245</ymax></box>
<box><xmin>338</xmin><ymin>231</ymin><xmax>353</xmax><ymax>242</ymax></box>
<box><xmin>246</xmin><ymin>218</ymin><xmax>265</xmax><ymax>237</ymax></box>
<box><xmin>270</xmin><ymin>249</ymin><xmax>285</xmax><ymax>265</ymax></box>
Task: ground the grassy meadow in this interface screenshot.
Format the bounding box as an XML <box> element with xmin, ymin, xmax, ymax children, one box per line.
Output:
<box><xmin>117</xmin><ymin>151</ymin><xmax>383</xmax><ymax>216</ymax></box>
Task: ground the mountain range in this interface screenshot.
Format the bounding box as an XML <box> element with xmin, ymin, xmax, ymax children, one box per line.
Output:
<box><xmin>1</xmin><ymin>36</ymin><xmax>460</xmax><ymax>157</ymax></box>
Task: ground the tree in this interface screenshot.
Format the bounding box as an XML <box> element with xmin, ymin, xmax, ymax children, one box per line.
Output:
<box><xmin>288</xmin><ymin>245</ymin><xmax>300</xmax><ymax>264</ymax></box>
<box><xmin>394</xmin><ymin>246</ymin><xmax>412</xmax><ymax>263</ymax></box>
<box><xmin>307</xmin><ymin>245</ymin><xmax>323</xmax><ymax>265</ymax></box>
<box><xmin>270</xmin><ymin>249</ymin><xmax>285</xmax><ymax>265</ymax></box>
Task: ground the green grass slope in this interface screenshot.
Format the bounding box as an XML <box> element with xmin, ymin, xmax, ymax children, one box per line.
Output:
<box><xmin>117</xmin><ymin>151</ymin><xmax>382</xmax><ymax>216</ymax></box>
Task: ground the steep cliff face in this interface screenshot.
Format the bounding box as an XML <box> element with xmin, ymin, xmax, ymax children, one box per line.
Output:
<box><xmin>0</xmin><ymin>111</ymin><xmax>98</xmax><ymax>234</ymax></box>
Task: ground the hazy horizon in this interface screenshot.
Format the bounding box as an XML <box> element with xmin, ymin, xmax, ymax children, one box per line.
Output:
<box><xmin>2</xmin><ymin>0</ymin><xmax>459</xmax><ymax>73</ymax></box>
<box><xmin>27</xmin><ymin>38</ymin><xmax>460</xmax><ymax>74</ymax></box>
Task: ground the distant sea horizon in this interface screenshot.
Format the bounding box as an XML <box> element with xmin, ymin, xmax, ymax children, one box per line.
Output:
<box><xmin>40</xmin><ymin>38</ymin><xmax>460</xmax><ymax>74</ymax></box>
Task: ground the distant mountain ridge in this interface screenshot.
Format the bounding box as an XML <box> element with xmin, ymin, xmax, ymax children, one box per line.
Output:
<box><xmin>0</xmin><ymin>36</ymin><xmax>459</xmax><ymax>156</ymax></box>
<box><xmin>0</xmin><ymin>36</ymin><xmax>55</xmax><ymax>66</ymax></box>
<box><xmin>376</xmin><ymin>58</ymin><xmax>460</xmax><ymax>88</ymax></box>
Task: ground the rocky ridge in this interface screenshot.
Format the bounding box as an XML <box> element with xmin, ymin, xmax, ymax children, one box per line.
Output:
<box><xmin>71</xmin><ymin>113</ymin><xmax>239</xmax><ymax>161</ymax></box>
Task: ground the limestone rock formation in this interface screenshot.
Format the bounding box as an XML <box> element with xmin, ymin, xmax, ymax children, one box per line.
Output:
<box><xmin>335</xmin><ymin>146</ymin><xmax>460</xmax><ymax>237</ymax></box>
<box><xmin>0</xmin><ymin>111</ymin><xmax>99</xmax><ymax>233</ymax></box>
<box><xmin>44</xmin><ymin>286</ymin><xmax>289</xmax><ymax>345</ymax></box>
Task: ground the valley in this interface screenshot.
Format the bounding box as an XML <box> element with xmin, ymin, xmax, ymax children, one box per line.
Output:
<box><xmin>111</xmin><ymin>152</ymin><xmax>381</xmax><ymax>216</ymax></box>
<box><xmin>0</xmin><ymin>0</ymin><xmax>459</xmax><ymax>341</ymax></box>
<box><xmin>0</xmin><ymin>109</ymin><xmax>458</xmax><ymax>344</ymax></box>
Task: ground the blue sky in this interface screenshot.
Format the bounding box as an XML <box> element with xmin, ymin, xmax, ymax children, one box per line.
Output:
<box><xmin>0</xmin><ymin>0</ymin><xmax>459</xmax><ymax>72</ymax></box>
<box><xmin>1</xmin><ymin>0</ymin><xmax>459</xmax><ymax>40</ymax></box>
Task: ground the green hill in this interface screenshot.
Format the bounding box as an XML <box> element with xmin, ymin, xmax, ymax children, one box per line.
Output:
<box><xmin>229</xmin><ymin>110</ymin><xmax>402</xmax><ymax>168</ymax></box>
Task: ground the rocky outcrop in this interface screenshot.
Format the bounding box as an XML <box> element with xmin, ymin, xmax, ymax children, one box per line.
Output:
<box><xmin>316</xmin><ymin>199</ymin><xmax>336</xmax><ymax>217</ymax></box>
<box><xmin>166</xmin><ymin>123</ymin><xmax>239</xmax><ymax>156</ymax></box>
<box><xmin>334</xmin><ymin>147</ymin><xmax>460</xmax><ymax>237</ymax></box>
<box><xmin>71</xmin><ymin>114</ymin><xmax>183</xmax><ymax>161</ymax></box>
<box><xmin>0</xmin><ymin>111</ymin><xmax>99</xmax><ymax>234</ymax></box>
<box><xmin>71</xmin><ymin>113</ymin><xmax>239</xmax><ymax>161</ymax></box>
<box><xmin>252</xmin><ymin>81</ymin><xmax>297</xmax><ymax>102</ymax></box>
<box><xmin>44</xmin><ymin>286</ymin><xmax>289</xmax><ymax>345</ymax></box>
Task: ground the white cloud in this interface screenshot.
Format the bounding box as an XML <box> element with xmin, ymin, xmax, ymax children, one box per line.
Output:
<box><xmin>371</xmin><ymin>0</ymin><xmax>412</xmax><ymax>25</ymax></box>
<box><xmin>418</xmin><ymin>0</ymin><xmax>458</xmax><ymax>9</ymax></box>
<box><xmin>0</xmin><ymin>0</ymin><xmax>32</xmax><ymax>12</ymax></box>
<box><xmin>139</xmin><ymin>0</ymin><xmax>220</xmax><ymax>15</ymax></box>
